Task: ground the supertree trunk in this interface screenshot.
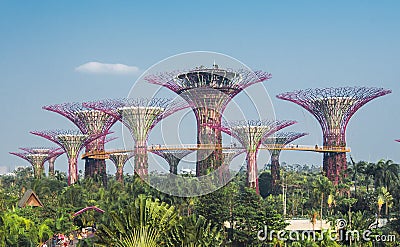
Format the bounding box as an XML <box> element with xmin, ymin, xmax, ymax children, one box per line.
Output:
<box><xmin>196</xmin><ymin>108</ymin><xmax>222</xmax><ymax>176</ymax></box>
<box><xmin>48</xmin><ymin>156</ymin><xmax>56</xmax><ymax>177</ymax></box>
<box><xmin>135</xmin><ymin>140</ymin><xmax>148</xmax><ymax>178</ymax></box>
<box><xmin>270</xmin><ymin>150</ymin><xmax>281</xmax><ymax>193</ymax></box>
<box><xmin>68</xmin><ymin>156</ymin><xmax>79</xmax><ymax>185</ymax></box>
<box><xmin>116</xmin><ymin>164</ymin><xmax>124</xmax><ymax>183</ymax></box>
<box><xmin>246</xmin><ymin>151</ymin><xmax>259</xmax><ymax>194</ymax></box>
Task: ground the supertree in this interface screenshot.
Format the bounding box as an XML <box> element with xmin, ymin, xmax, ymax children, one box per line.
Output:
<box><xmin>84</xmin><ymin>98</ymin><xmax>188</xmax><ymax>178</ymax></box>
<box><xmin>212</xmin><ymin>119</ymin><xmax>296</xmax><ymax>194</ymax></box>
<box><xmin>263</xmin><ymin>132</ymin><xmax>308</xmax><ymax>193</ymax></box>
<box><xmin>19</xmin><ymin>147</ymin><xmax>64</xmax><ymax>177</ymax></box>
<box><xmin>220</xmin><ymin>149</ymin><xmax>245</xmax><ymax>184</ymax></box>
<box><xmin>145</xmin><ymin>64</ymin><xmax>272</xmax><ymax>176</ymax></box>
<box><xmin>276</xmin><ymin>86</ymin><xmax>391</xmax><ymax>184</ymax></box>
<box><xmin>396</xmin><ymin>139</ymin><xmax>400</xmax><ymax>142</ymax></box>
<box><xmin>30</xmin><ymin>130</ymin><xmax>105</xmax><ymax>185</ymax></box>
<box><xmin>108</xmin><ymin>152</ymin><xmax>134</xmax><ymax>183</ymax></box>
<box><xmin>10</xmin><ymin>151</ymin><xmax>53</xmax><ymax>179</ymax></box>
<box><xmin>42</xmin><ymin>102</ymin><xmax>119</xmax><ymax>183</ymax></box>
<box><xmin>150</xmin><ymin>149</ymin><xmax>194</xmax><ymax>175</ymax></box>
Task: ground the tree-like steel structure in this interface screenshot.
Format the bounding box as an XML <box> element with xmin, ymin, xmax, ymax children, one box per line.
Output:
<box><xmin>19</xmin><ymin>147</ymin><xmax>64</xmax><ymax>177</ymax></box>
<box><xmin>108</xmin><ymin>152</ymin><xmax>134</xmax><ymax>183</ymax></box>
<box><xmin>84</xmin><ymin>98</ymin><xmax>188</xmax><ymax>178</ymax></box>
<box><xmin>10</xmin><ymin>151</ymin><xmax>55</xmax><ymax>179</ymax></box>
<box><xmin>150</xmin><ymin>149</ymin><xmax>194</xmax><ymax>175</ymax></box>
<box><xmin>276</xmin><ymin>86</ymin><xmax>391</xmax><ymax>184</ymax></box>
<box><xmin>396</xmin><ymin>139</ymin><xmax>400</xmax><ymax>143</ymax></box>
<box><xmin>220</xmin><ymin>149</ymin><xmax>245</xmax><ymax>184</ymax></box>
<box><xmin>30</xmin><ymin>130</ymin><xmax>104</xmax><ymax>185</ymax></box>
<box><xmin>145</xmin><ymin>64</ymin><xmax>272</xmax><ymax>176</ymax></box>
<box><xmin>263</xmin><ymin>132</ymin><xmax>308</xmax><ymax>193</ymax></box>
<box><xmin>212</xmin><ymin>120</ymin><xmax>296</xmax><ymax>194</ymax></box>
<box><xmin>42</xmin><ymin>102</ymin><xmax>119</xmax><ymax>183</ymax></box>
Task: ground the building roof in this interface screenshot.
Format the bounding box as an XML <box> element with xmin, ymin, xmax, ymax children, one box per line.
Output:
<box><xmin>18</xmin><ymin>189</ymin><xmax>44</xmax><ymax>208</ymax></box>
<box><xmin>285</xmin><ymin>219</ymin><xmax>331</xmax><ymax>231</ymax></box>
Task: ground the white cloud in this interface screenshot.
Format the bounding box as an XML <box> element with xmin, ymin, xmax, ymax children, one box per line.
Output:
<box><xmin>75</xmin><ymin>61</ymin><xmax>140</xmax><ymax>75</ymax></box>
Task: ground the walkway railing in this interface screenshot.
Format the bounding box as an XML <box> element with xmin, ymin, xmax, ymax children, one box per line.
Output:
<box><xmin>81</xmin><ymin>143</ymin><xmax>350</xmax><ymax>159</ymax></box>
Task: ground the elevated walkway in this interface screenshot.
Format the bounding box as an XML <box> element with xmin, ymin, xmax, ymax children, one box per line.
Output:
<box><xmin>82</xmin><ymin>144</ymin><xmax>350</xmax><ymax>159</ymax></box>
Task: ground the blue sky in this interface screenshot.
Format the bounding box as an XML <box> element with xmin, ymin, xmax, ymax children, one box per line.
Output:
<box><xmin>1</xmin><ymin>1</ymin><xmax>399</xmax><ymax>174</ymax></box>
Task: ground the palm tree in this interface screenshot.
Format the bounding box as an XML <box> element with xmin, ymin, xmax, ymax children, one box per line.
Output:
<box><xmin>380</xmin><ymin>187</ymin><xmax>393</xmax><ymax>221</ymax></box>
<box><xmin>348</xmin><ymin>157</ymin><xmax>366</xmax><ymax>196</ymax></box>
<box><xmin>374</xmin><ymin>159</ymin><xmax>399</xmax><ymax>191</ymax></box>
<box><xmin>312</xmin><ymin>175</ymin><xmax>333</xmax><ymax>229</ymax></box>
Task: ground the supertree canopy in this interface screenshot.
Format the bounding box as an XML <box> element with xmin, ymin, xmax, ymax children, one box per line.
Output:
<box><xmin>214</xmin><ymin>119</ymin><xmax>296</xmax><ymax>194</ymax></box>
<box><xmin>276</xmin><ymin>86</ymin><xmax>391</xmax><ymax>184</ymax></box>
<box><xmin>19</xmin><ymin>147</ymin><xmax>64</xmax><ymax>177</ymax></box>
<box><xmin>263</xmin><ymin>132</ymin><xmax>308</xmax><ymax>193</ymax></box>
<box><xmin>10</xmin><ymin>151</ymin><xmax>54</xmax><ymax>179</ymax></box>
<box><xmin>84</xmin><ymin>98</ymin><xmax>188</xmax><ymax>178</ymax></box>
<box><xmin>42</xmin><ymin>102</ymin><xmax>119</xmax><ymax>183</ymax></box>
<box><xmin>150</xmin><ymin>149</ymin><xmax>194</xmax><ymax>175</ymax></box>
<box><xmin>396</xmin><ymin>139</ymin><xmax>400</xmax><ymax>142</ymax></box>
<box><xmin>108</xmin><ymin>152</ymin><xmax>134</xmax><ymax>183</ymax></box>
<box><xmin>145</xmin><ymin>64</ymin><xmax>272</xmax><ymax>176</ymax></box>
<box><xmin>30</xmin><ymin>130</ymin><xmax>104</xmax><ymax>185</ymax></box>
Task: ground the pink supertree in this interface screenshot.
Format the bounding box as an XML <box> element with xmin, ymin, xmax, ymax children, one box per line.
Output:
<box><xmin>263</xmin><ymin>132</ymin><xmax>308</xmax><ymax>193</ymax></box>
<box><xmin>150</xmin><ymin>149</ymin><xmax>194</xmax><ymax>175</ymax></box>
<box><xmin>10</xmin><ymin>151</ymin><xmax>55</xmax><ymax>179</ymax></box>
<box><xmin>220</xmin><ymin>149</ymin><xmax>245</xmax><ymax>184</ymax></box>
<box><xmin>84</xmin><ymin>98</ymin><xmax>188</xmax><ymax>178</ymax></box>
<box><xmin>19</xmin><ymin>147</ymin><xmax>64</xmax><ymax>177</ymax></box>
<box><xmin>396</xmin><ymin>139</ymin><xmax>400</xmax><ymax>143</ymax></box>
<box><xmin>145</xmin><ymin>64</ymin><xmax>272</xmax><ymax>176</ymax></box>
<box><xmin>211</xmin><ymin>119</ymin><xmax>296</xmax><ymax>194</ymax></box>
<box><xmin>30</xmin><ymin>130</ymin><xmax>105</xmax><ymax>185</ymax></box>
<box><xmin>108</xmin><ymin>152</ymin><xmax>134</xmax><ymax>184</ymax></box>
<box><xmin>277</xmin><ymin>86</ymin><xmax>391</xmax><ymax>184</ymax></box>
<box><xmin>42</xmin><ymin>102</ymin><xmax>119</xmax><ymax>183</ymax></box>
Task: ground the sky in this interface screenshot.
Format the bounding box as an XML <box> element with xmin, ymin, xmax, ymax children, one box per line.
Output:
<box><xmin>0</xmin><ymin>1</ymin><xmax>399</xmax><ymax>174</ymax></box>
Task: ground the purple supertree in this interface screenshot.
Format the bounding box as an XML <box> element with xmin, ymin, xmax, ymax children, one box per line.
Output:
<box><xmin>30</xmin><ymin>130</ymin><xmax>104</xmax><ymax>185</ymax></box>
<box><xmin>212</xmin><ymin>119</ymin><xmax>296</xmax><ymax>194</ymax></box>
<box><xmin>108</xmin><ymin>152</ymin><xmax>134</xmax><ymax>183</ymax></box>
<box><xmin>396</xmin><ymin>139</ymin><xmax>400</xmax><ymax>143</ymax></box>
<box><xmin>42</xmin><ymin>102</ymin><xmax>119</xmax><ymax>183</ymax></box>
<box><xmin>84</xmin><ymin>98</ymin><xmax>188</xmax><ymax>178</ymax></box>
<box><xmin>10</xmin><ymin>151</ymin><xmax>53</xmax><ymax>178</ymax></box>
<box><xmin>220</xmin><ymin>149</ymin><xmax>245</xmax><ymax>184</ymax></box>
<box><xmin>263</xmin><ymin>132</ymin><xmax>308</xmax><ymax>193</ymax></box>
<box><xmin>150</xmin><ymin>149</ymin><xmax>194</xmax><ymax>175</ymax></box>
<box><xmin>145</xmin><ymin>64</ymin><xmax>272</xmax><ymax>176</ymax></box>
<box><xmin>19</xmin><ymin>147</ymin><xmax>64</xmax><ymax>177</ymax></box>
<box><xmin>276</xmin><ymin>86</ymin><xmax>391</xmax><ymax>184</ymax></box>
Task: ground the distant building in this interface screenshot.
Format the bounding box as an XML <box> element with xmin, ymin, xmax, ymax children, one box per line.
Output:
<box><xmin>0</xmin><ymin>166</ymin><xmax>8</xmax><ymax>175</ymax></box>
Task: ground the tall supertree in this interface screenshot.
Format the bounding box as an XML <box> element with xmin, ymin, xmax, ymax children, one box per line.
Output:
<box><xmin>108</xmin><ymin>152</ymin><xmax>134</xmax><ymax>183</ymax></box>
<box><xmin>263</xmin><ymin>132</ymin><xmax>308</xmax><ymax>193</ymax></box>
<box><xmin>84</xmin><ymin>98</ymin><xmax>188</xmax><ymax>178</ymax></box>
<box><xmin>10</xmin><ymin>151</ymin><xmax>54</xmax><ymax>179</ymax></box>
<box><xmin>150</xmin><ymin>149</ymin><xmax>194</xmax><ymax>175</ymax></box>
<box><xmin>30</xmin><ymin>130</ymin><xmax>104</xmax><ymax>185</ymax></box>
<box><xmin>145</xmin><ymin>64</ymin><xmax>272</xmax><ymax>176</ymax></box>
<box><xmin>276</xmin><ymin>86</ymin><xmax>391</xmax><ymax>184</ymax></box>
<box><xmin>212</xmin><ymin>120</ymin><xmax>296</xmax><ymax>194</ymax></box>
<box><xmin>42</xmin><ymin>102</ymin><xmax>119</xmax><ymax>183</ymax></box>
<box><xmin>19</xmin><ymin>147</ymin><xmax>64</xmax><ymax>177</ymax></box>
